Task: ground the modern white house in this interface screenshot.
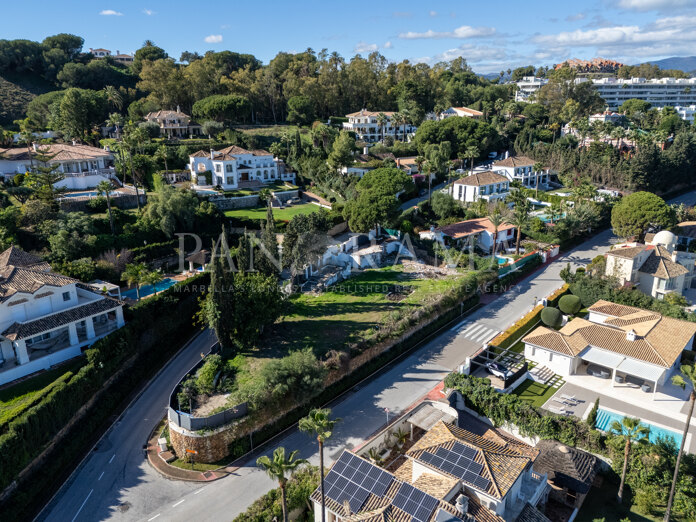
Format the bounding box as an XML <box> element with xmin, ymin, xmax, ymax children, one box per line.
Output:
<box><xmin>514</xmin><ymin>77</ymin><xmax>549</xmax><ymax>102</ymax></box>
<box><xmin>588</xmin><ymin>111</ymin><xmax>624</xmax><ymax>124</ymax></box>
<box><xmin>450</xmin><ymin>172</ymin><xmax>510</xmax><ymax>203</ymax></box>
<box><xmin>605</xmin><ymin>231</ymin><xmax>696</xmax><ymax>301</ymax></box>
<box><xmin>439</xmin><ymin>107</ymin><xmax>484</xmax><ymax>120</ymax></box>
<box><xmin>420</xmin><ymin>217</ymin><xmax>516</xmax><ymax>254</ymax></box>
<box><xmin>342</xmin><ymin>109</ymin><xmax>417</xmax><ymax>143</ymax></box>
<box><xmin>189</xmin><ymin>145</ymin><xmax>296</xmax><ymax>190</ymax></box>
<box><xmin>311</xmin><ymin>402</ymin><xmax>548</xmax><ymax>522</ymax></box>
<box><xmin>492</xmin><ymin>156</ymin><xmax>549</xmax><ymax>189</ymax></box>
<box><xmin>523</xmin><ymin>300</ymin><xmax>696</xmax><ymax>398</ymax></box>
<box><xmin>0</xmin><ymin>143</ymin><xmax>117</xmax><ymax>190</ymax></box>
<box><xmin>675</xmin><ymin>105</ymin><xmax>696</xmax><ymax>123</ymax></box>
<box><xmin>144</xmin><ymin>107</ymin><xmax>201</xmax><ymax>138</ymax></box>
<box><xmin>0</xmin><ymin>246</ymin><xmax>125</xmax><ymax>385</ymax></box>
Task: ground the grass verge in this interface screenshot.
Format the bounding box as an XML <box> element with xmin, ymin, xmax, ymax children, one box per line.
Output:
<box><xmin>225</xmin><ymin>202</ymin><xmax>319</xmax><ymax>221</ymax></box>
<box><xmin>511</xmin><ymin>379</ymin><xmax>560</xmax><ymax>408</ymax></box>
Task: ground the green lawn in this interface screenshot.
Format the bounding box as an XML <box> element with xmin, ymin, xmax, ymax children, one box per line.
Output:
<box><xmin>511</xmin><ymin>379</ymin><xmax>560</xmax><ymax>407</ymax></box>
<box><xmin>169</xmin><ymin>458</ymin><xmax>224</xmax><ymax>472</ymax></box>
<box><xmin>225</xmin><ymin>202</ymin><xmax>320</xmax><ymax>221</ymax></box>
<box><xmin>576</xmin><ymin>479</ymin><xmax>662</xmax><ymax>522</ymax></box>
<box><xmin>0</xmin><ymin>358</ymin><xmax>85</xmax><ymax>424</ymax></box>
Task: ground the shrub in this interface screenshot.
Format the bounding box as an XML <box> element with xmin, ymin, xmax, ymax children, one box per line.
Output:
<box><xmin>540</xmin><ymin>306</ymin><xmax>562</xmax><ymax>328</ymax></box>
<box><xmin>586</xmin><ymin>398</ymin><xmax>599</xmax><ymax>428</ymax></box>
<box><xmin>558</xmin><ymin>294</ymin><xmax>582</xmax><ymax>316</ymax></box>
<box><xmin>86</xmin><ymin>196</ymin><xmax>108</xmax><ymax>213</ymax></box>
<box><xmin>196</xmin><ymin>354</ymin><xmax>224</xmax><ymax>394</ymax></box>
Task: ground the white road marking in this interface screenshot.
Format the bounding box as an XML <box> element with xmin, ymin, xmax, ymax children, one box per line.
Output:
<box><xmin>71</xmin><ymin>489</ymin><xmax>93</xmax><ymax>522</ymax></box>
<box><xmin>98</xmin><ymin>471</ymin><xmax>104</xmax><ymax>481</ymax></box>
<box><xmin>148</xmin><ymin>515</ymin><xmax>161</xmax><ymax>521</ymax></box>
<box><xmin>193</xmin><ymin>487</ymin><xmax>207</xmax><ymax>495</ymax></box>
<box><xmin>108</xmin><ymin>454</ymin><xmax>115</xmax><ymax>464</ymax></box>
<box><xmin>173</xmin><ymin>499</ymin><xmax>185</xmax><ymax>508</ymax></box>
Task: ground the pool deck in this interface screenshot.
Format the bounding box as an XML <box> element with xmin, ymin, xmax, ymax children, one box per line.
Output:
<box><xmin>543</xmin><ymin>380</ymin><xmax>696</xmax><ymax>452</ymax></box>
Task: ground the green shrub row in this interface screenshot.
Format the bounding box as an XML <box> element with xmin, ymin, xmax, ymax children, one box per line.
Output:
<box><xmin>0</xmin><ymin>274</ymin><xmax>209</xmax><ymax>520</ymax></box>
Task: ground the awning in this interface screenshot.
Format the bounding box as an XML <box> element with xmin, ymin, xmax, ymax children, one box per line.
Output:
<box><xmin>408</xmin><ymin>405</ymin><xmax>456</xmax><ymax>431</ymax></box>
<box><xmin>616</xmin><ymin>358</ymin><xmax>665</xmax><ymax>383</ymax></box>
<box><xmin>578</xmin><ymin>346</ymin><xmax>625</xmax><ymax>368</ymax></box>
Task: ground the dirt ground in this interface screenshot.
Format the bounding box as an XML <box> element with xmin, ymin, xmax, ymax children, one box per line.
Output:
<box><xmin>193</xmin><ymin>393</ymin><xmax>230</xmax><ymax>416</ymax></box>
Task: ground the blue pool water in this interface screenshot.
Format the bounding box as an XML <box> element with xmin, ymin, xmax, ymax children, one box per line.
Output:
<box><xmin>122</xmin><ymin>278</ymin><xmax>177</xmax><ymax>299</ymax></box>
<box><xmin>595</xmin><ymin>408</ymin><xmax>682</xmax><ymax>446</ymax></box>
<box><xmin>62</xmin><ymin>191</ymin><xmax>116</xmax><ymax>198</ymax></box>
<box><xmin>496</xmin><ymin>256</ymin><xmax>510</xmax><ymax>265</ymax></box>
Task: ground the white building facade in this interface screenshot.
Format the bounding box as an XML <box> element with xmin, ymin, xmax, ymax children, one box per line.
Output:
<box><xmin>492</xmin><ymin>156</ymin><xmax>549</xmax><ymax>189</ymax></box>
<box><xmin>342</xmin><ymin>109</ymin><xmax>417</xmax><ymax>143</ymax></box>
<box><xmin>591</xmin><ymin>77</ymin><xmax>696</xmax><ymax>110</ymax></box>
<box><xmin>189</xmin><ymin>145</ymin><xmax>296</xmax><ymax>190</ymax></box>
<box><xmin>0</xmin><ymin>247</ymin><xmax>125</xmax><ymax>385</ymax></box>
<box><xmin>439</xmin><ymin>107</ymin><xmax>483</xmax><ymax>120</ymax></box>
<box><xmin>450</xmin><ymin>171</ymin><xmax>509</xmax><ymax>203</ymax></box>
<box><xmin>675</xmin><ymin>105</ymin><xmax>696</xmax><ymax>123</ymax></box>
<box><xmin>514</xmin><ymin>77</ymin><xmax>549</xmax><ymax>102</ymax></box>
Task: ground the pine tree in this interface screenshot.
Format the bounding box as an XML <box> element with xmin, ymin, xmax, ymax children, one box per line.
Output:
<box><xmin>200</xmin><ymin>228</ymin><xmax>236</xmax><ymax>349</ymax></box>
<box><xmin>257</xmin><ymin>203</ymin><xmax>280</xmax><ymax>277</ymax></box>
<box><xmin>24</xmin><ymin>146</ymin><xmax>66</xmax><ymax>204</ymax></box>
<box><xmin>236</xmin><ymin>230</ymin><xmax>253</xmax><ymax>272</ymax></box>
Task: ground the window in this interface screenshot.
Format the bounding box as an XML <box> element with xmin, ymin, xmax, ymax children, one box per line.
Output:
<box><xmin>215</xmin><ymin>164</ymin><xmax>221</xmax><ymax>173</ymax></box>
<box><xmin>549</xmin><ymin>352</ymin><xmax>553</xmax><ymax>362</ymax></box>
<box><xmin>531</xmin><ymin>347</ymin><xmax>536</xmax><ymax>356</ymax></box>
<box><xmin>226</xmin><ymin>164</ymin><xmax>233</xmax><ymax>173</ymax></box>
<box><xmin>226</xmin><ymin>177</ymin><xmax>234</xmax><ymax>185</ymax></box>
<box><xmin>62</xmin><ymin>291</ymin><xmax>70</xmax><ymax>301</ymax></box>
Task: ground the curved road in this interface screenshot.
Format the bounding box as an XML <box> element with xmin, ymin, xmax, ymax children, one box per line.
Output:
<box><xmin>40</xmin><ymin>190</ymin><xmax>696</xmax><ymax>522</ymax></box>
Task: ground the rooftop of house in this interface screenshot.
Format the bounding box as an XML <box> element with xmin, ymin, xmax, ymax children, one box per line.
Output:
<box><xmin>346</xmin><ymin>109</ymin><xmax>398</xmax><ymax>118</ymax></box>
<box><xmin>0</xmin><ymin>246</ymin><xmax>78</xmax><ymax>303</ymax></box>
<box><xmin>448</xmin><ymin>107</ymin><xmax>483</xmax><ymax>116</ymax></box>
<box><xmin>516</xmin><ymin>503</ymin><xmax>552</xmax><ymax>522</ymax></box>
<box><xmin>533</xmin><ymin>440</ymin><xmax>598</xmax><ymax>495</ymax></box>
<box><xmin>677</xmin><ymin>221</ymin><xmax>696</xmax><ymax>239</ymax></box>
<box><xmin>453</xmin><ymin>172</ymin><xmax>508</xmax><ymax>187</ymax></box>
<box><xmin>523</xmin><ymin>300</ymin><xmax>696</xmax><ymax>368</ymax></box>
<box><xmin>190</xmin><ymin>146</ymin><xmax>273</xmax><ymax>160</ymax></box>
<box><xmin>145</xmin><ymin>109</ymin><xmax>191</xmax><ymax>120</ymax></box>
<box><xmin>607</xmin><ymin>244</ymin><xmax>688</xmax><ymax>279</ymax></box>
<box><xmin>0</xmin><ymin>143</ymin><xmax>112</xmax><ymax>162</ymax></box>
<box><xmin>492</xmin><ymin>156</ymin><xmax>538</xmax><ymax>168</ymax></box>
<box><xmin>437</xmin><ymin>218</ymin><xmax>515</xmax><ymax>240</ymax></box>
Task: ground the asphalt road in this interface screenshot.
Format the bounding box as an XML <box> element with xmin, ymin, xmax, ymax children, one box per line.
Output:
<box><xmin>40</xmin><ymin>189</ymin><xmax>696</xmax><ymax>522</ymax></box>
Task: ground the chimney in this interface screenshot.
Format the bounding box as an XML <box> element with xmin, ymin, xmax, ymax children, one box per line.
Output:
<box><xmin>396</xmin><ymin>158</ymin><xmax>401</xmax><ymax>167</ymax></box>
<box><xmin>455</xmin><ymin>494</ymin><xmax>469</xmax><ymax>515</ymax></box>
<box><xmin>626</xmin><ymin>329</ymin><xmax>637</xmax><ymax>342</ymax></box>
<box><xmin>210</xmin><ymin>148</ymin><xmax>215</xmax><ymax>160</ymax></box>
<box><xmin>363</xmin><ymin>146</ymin><xmax>369</xmax><ymax>155</ymax></box>
<box><xmin>176</xmin><ymin>105</ymin><xmax>181</xmax><ymax>113</ymax></box>
<box><xmin>32</xmin><ymin>142</ymin><xmax>38</xmax><ymax>152</ymax></box>
<box><xmin>116</xmin><ymin>50</ymin><xmax>120</xmax><ymax>55</ymax></box>
<box><xmin>71</xmin><ymin>140</ymin><xmax>77</xmax><ymax>146</ymax></box>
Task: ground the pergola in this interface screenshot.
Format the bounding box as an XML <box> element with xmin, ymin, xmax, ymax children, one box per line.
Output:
<box><xmin>185</xmin><ymin>249</ymin><xmax>210</xmax><ymax>273</ymax></box>
<box><xmin>406</xmin><ymin>404</ymin><xmax>456</xmax><ymax>441</ymax></box>
<box><xmin>578</xmin><ymin>346</ymin><xmax>665</xmax><ymax>399</ymax></box>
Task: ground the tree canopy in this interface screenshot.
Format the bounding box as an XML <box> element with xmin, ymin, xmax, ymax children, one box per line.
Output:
<box><xmin>611</xmin><ymin>191</ymin><xmax>675</xmax><ymax>242</ymax></box>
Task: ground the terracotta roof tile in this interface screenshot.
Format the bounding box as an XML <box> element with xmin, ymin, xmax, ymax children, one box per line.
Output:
<box><xmin>638</xmin><ymin>246</ymin><xmax>689</xmax><ymax>278</ymax></box>
<box><xmin>517</xmin><ymin>503</ymin><xmax>552</xmax><ymax>522</ymax></box>
<box><xmin>493</xmin><ymin>156</ymin><xmax>538</xmax><ymax>168</ymax></box>
<box><xmin>0</xmin><ymin>143</ymin><xmax>111</xmax><ymax>162</ymax></box>
<box><xmin>437</xmin><ymin>218</ymin><xmax>515</xmax><ymax>240</ymax></box>
<box><xmin>453</xmin><ymin>172</ymin><xmax>508</xmax><ymax>187</ymax></box>
<box><xmin>607</xmin><ymin>245</ymin><xmax>647</xmax><ymax>259</ymax></box>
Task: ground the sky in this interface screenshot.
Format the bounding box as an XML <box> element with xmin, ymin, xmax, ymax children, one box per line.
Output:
<box><xmin>3</xmin><ymin>0</ymin><xmax>696</xmax><ymax>73</ymax></box>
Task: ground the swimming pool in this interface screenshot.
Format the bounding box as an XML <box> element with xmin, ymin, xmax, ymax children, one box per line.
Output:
<box><xmin>62</xmin><ymin>191</ymin><xmax>116</xmax><ymax>198</ymax></box>
<box><xmin>595</xmin><ymin>408</ymin><xmax>682</xmax><ymax>446</ymax></box>
<box><xmin>495</xmin><ymin>256</ymin><xmax>511</xmax><ymax>266</ymax></box>
<box><xmin>122</xmin><ymin>278</ymin><xmax>177</xmax><ymax>299</ymax></box>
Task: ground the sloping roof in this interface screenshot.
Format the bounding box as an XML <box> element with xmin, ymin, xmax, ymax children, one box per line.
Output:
<box><xmin>449</xmin><ymin>107</ymin><xmax>483</xmax><ymax>117</ymax></box>
<box><xmin>0</xmin><ymin>246</ymin><xmax>50</xmax><ymax>271</ymax></box>
<box><xmin>607</xmin><ymin>245</ymin><xmax>647</xmax><ymax>259</ymax></box>
<box><xmin>677</xmin><ymin>221</ymin><xmax>696</xmax><ymax>240</ymax></box>
<box><xmin>517</xmin><ymin>503</ymin><xmax>552</xmax><ymax>522</ymax></box>
<box><xmin>523</xmin><ymin>304</ymin><xmax>696</xmax><ymax>368</ymax></box>
<box><xmin>638</xmin><ymin>246</ymin><xmax>689</xmax><ymax>279</ymax></box>
<box><xmin>493</xmin><ymin>156</ymin><xmax>537</xmax><ymax>168</ymax></box>
<box><xmin>406</xmin><ymin>421</ymin><xmax>538</xmax><ymax>499</ymax></box>
<box><xmin>346</xmin><ymin>109</ymin><xmax>396</xmax><ymax>117</ymax></box>
<box><xmin>533</xmin><ymin>440</ymin><xmax>598</xmax><ymax>495</ymax></box>
<box><xmin>190</xmin><ymin>150</ymin><xmax>209</xmax><ymax>158</ymax></box>
<box><xmin>216</xmin><ymin>145</ymin><xmax>272</xmax><ymax>157</ymax></box>
<box><xmin>453</xmin><ymin>171</ymin><xmax>508</xmax><ymax>187</ymax></box>
<box><xmin>145</xmin><ymin>110</ymin><xmax>190</xmax><ymax>119</ymax></box>
<box><xmin>0</xmin><ymin>143</ymin><xmax>111</xmax><ymax>162</ymax></box>
<box><xmin>438</xmin><ymin>218</ymin><xmax>516</xmax><ymax>240</ymax></box>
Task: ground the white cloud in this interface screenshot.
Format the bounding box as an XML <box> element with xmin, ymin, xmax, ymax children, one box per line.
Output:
<box><xmin>204</xmin><ymin>34</ymin><xmax>223</xmax><ymax>43</ymax></box>
<box><xmin>565</xmin><ymin>12</ymin><xmax>586</xmax><ymax>22</ymax></box>
<box><xmin>399</xmin><ymin>25</ymin><xmax>496</xmax><ymax>39</ymax></box>
<box><xmin>429</xmin><ymin>10</ymin><xmax>437</xmax><ymax>16</ymax></box>
<box><xmin>354</xmin><ymin>41</ymin><xmax>379</xmax><ymax>53</ymax></box>
<box><xmin>414</xmin><ymin>43</ymin><xmax>516</xmax><ymax>72</ymax></box>
<box><xmin>99</xmin><ymin>9</ymin><xmax>122</xmax><ymax>16</ymax></box>
<box><xmin>143</xmin><ymin>8</ymin><xmax>155</xmax><ymax>15</ymax></box>
<box><xmin>383</xmin><ymin>41</ymin><xmax>393</xmax><ymax>49</ymax></box>
<box><xmin>617</xmin><ymin>0</ymin><xmax>692</xmax><ymax>11</ymax></box>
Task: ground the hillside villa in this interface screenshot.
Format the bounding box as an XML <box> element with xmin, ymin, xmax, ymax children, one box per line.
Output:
<box><xmin>189</xmin><ymin>145</ymin><xmax>296</xmax><ymax>190</ymax></box>
<box><xmin>144</xmin><ymin>107</ymin><xmax>201</xmax><ymax>138</ymax></box>
<box><xmin>342</xmin><ymin>109</ymin><xmax>417</xmax><ymax>143</ymax></box>
<box><xmin>0</xmin><ymin>142</ymin><xmax>116</xmax><ymax>190</ymax></box>
<box><xmin>450</xmin><ymin>172</ymin><xmax>510</xmax><ymax>203</ymax></box>
<box><xmin>492</xmin><ymin>156</ymin><xmax>549</xmax><ymax>190</ymax></box>
<box><xmin>523</xmin><ymin>300</ymin><xmax>696</xmax><ymax>399</ymax></box>
<box><xmin>420</xmin><ymin>217</ymin><xmax>517</xmax><ymax>254</ymax></box>
<box><xmin>0</xmin><ymin>246</ymin><xmax>125</xmax><ymax>385</ymax></box>
<box><xmin>439</xmin><ymin>107</ymin><xmax>484</xmax><ymax>120</ymax></box>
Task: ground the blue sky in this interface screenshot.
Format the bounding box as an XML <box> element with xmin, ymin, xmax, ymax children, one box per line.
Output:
<box><xmin>4</xmin><ymin>0</ymin><xmax>696</xmax><ymax>73</ymax></box>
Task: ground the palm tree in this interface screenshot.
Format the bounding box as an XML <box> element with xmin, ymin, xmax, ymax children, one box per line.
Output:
<box><xmin>487</xmin><ymin>207</ymin><xmax>507</xmax><ymax>256</ymax></box>
<box><xmin>256</xmin><ymin>447</ymin><xmax>307</xmax><ymax>522</ymax></box>
<box><xmin>494</xmin><ymin>98</ymin><xmax>504</xmax><ymax>116</ymax></box>
<box><xmin>154</xmin><ymin>144</ymin><xmax>170</xmax><ymax>180</ymax></box>
<box><xmin>549</xmin><ymin>199</ymin><xmax>564</xmax><ymax>224</ymax></box>
<box><xmin>104</xmin><ymin>85</ymin><xmax>123</xmax><ymax>111</ymax></box>
<box><xmin>415</xmin><ymin>155</ymin><xmax>425</xmax><ymax>175</ymax></box>
<box><xmin>122</xmin><ymin>262</ymin><xmax>148</xmax><ymax>300</ymax></box>
<box><xmin>664</xmin><ymin>365</ymin><xmax>696</xmax><ymax>521</ymax></box>
<box><xmin>391</xmin><ymin>112</ymin><xmax>404</xmax><ymax>142</ymax></box>
<box><xmin>509</xmin><ymin>201</ymin><xmax>530</xmax><ymax>255</ymax></box>
<box><xmin>376</xmin><ymin>113</ymin><xmax>388</xmax><ymax>143</ymax></box>
<box><xmin>143</xmin><ymin>269</ymin><xmax>164</xmax><ymax>295</ymax></box>
<box><xmin>610</xmin><ymin>416</ymin><xmax>650</xmax><ymax>503</ymax></box>
<box><xmin>464</xmin><ymin>146</ymin><xmax>479</xmax><ymax>175</ymax></box>
<box><xmin>532</xmin><ymin>162</ymin><xmax>544</xmax><ymax>199</ymax></box>
<box><xmin>96</xmin><ymin>180</ymin><xmax>115</xmax><ymax>236</ymax></box>
<box><xmin>299</xmin><ymin>409</ymin><xmax>341</xmax><ymax>522</ymax></box>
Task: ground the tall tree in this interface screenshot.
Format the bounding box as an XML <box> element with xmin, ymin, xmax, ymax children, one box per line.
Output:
<box><xmin>256</xmin><ymin>203</ymin><xmax>280</xmax><ymax>277</ymax></box>
<box><xmin>96</xmin><ymin>180</ymin><xmax>115</xmax><ymax>235</ymax></box>
<box><xmin>122</xmin><ymin>262</ymin><xmax>148</xmax><ymax>300</ymax></box>
<box><xmin>611</xmin><ymin>191</ymin><xmax>675</xmax><ymax>242</ymax></box>
<box><xmin>299</xmin><ymin>409</ymin><xmax>340</xmax><ymax>522</ymax></box>
<box><xmin>532</xmin><ymin>161</ymin><xmax>544</xmax><ymax>199</ymax></box>
<box><xmin>24</xmin><ymin>147</ymin><xmax>66</xmax><ymax>203</ymax></box>
<box><xmin>509</xmin><ymin>201</ymin><xmax>530</xmax><ymax>255</ymax></box>
<box><xmin>486</xmin><ymin>207</ymin><xmax>507</xmax><ymax>256</ymax></box>
<box><xmin>610</xmin><ymin>416</ymin><xmax>650</xmax><ymax>503</ymax></box>
<box><xmin>256</xmin><ymin>447</ymin><xmax>307</xmax><ymax>522</ymax></box>
<box><xmin>664</xmin><ymin>365</ymin><xmax>696</xmax><ymax>521</ymax></box>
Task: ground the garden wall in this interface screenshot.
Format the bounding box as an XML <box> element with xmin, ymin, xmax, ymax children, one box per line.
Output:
<box><xmin>58</xmin><ymin>193</ymin><xmax>147</xmax><ymax>212</ymax></box>
<box><xmin>208</xmin><ymin>190</ymin><xmax>299</xmax><ymax>210</ymax></box>
<box><xmin>169</xmin><ymin>422</ymin><xmax>239</xmax><ymax>463</ymax></box>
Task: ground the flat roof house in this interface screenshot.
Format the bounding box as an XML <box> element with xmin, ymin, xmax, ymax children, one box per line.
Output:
<box><xmin>0</xmin><ymin>246</ymin><xmax>125</xmax><ymax>385</ymax></box>
<box><xmin>523</xmin><ymin>300</ymin><xmax>696</xmax><ymax>398</ymax></box>
<box><xmin>450</xmin><ymin>172</ymin><xmax>510</xmax><ymax>203</ymax></box>
<box><xmin>342</xmin><ymin>109</ymin><xmax>417</xmax><ymax>143</ymax></box>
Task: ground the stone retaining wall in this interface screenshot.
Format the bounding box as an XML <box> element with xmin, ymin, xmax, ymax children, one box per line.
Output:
<box><xmin>169</xmin><ymin>421</ymin><xmax>238</xmax><ymax>463</ymax></box>
<box><xmin>59</xmin><ymin>193</ymin><xmax>147</xmax><ymax>212</ymax></box>
<box><xmin>208</xmin><ymin>189</ymin><xmax>299</xmax><ymax>210</ymax></box>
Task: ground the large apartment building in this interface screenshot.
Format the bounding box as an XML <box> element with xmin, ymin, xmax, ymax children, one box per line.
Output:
<box><xmin>342</xmin><ymin>110</ymin><xmax>417</xmax><ymax>143</ymax></box>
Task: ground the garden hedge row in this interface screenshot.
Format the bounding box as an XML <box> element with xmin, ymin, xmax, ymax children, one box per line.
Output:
<box><xmin>0</xmin><ymin>273</ymin><xmax>209</xmax><ymax>520</ymax></box>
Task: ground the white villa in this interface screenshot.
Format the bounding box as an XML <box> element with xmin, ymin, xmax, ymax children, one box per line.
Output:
<box><xmin>311</xmin><ymin>403</ymin><xmax>548</xmax><ymax>522</ymax></box>
<box><xmin>523</xmin><ymin>300</ymin><xmax>696</xmax><ymax>398</ymax></box>
<box><xmin>439</xmin><ymin>107</ymin><xmax>484</xmax><ymax>120</ymax></box>
<box><xmin>514</xmin><ymin>77</ymin><xmax>549</xmax><ymax>102</ymax></box>
<box><xmin>492</xmin><ymin>156</ymin><xmax>549</xmax><ymax>189</ymax></box>
<box><xmin>605</xmin><ymin>231</ymin><xmax>696</xmax><ymax>301</ymax></box>
<box><xmin>0</xmin><ymin>143</ymin><xmax>116</xmax><ymax>190</ymax></box>
<box><xmin>450</xmin><ymin>172</ymin><xmax>509</xmax><ymax>203</ymax></box>
<box><xmin>89</xmin><ymin>48</ymin><xmax>134</xmax><ymax>65</ymax></box>
<box><xmin>420</xmin><ymin>217</ymin><xmax>517</xmax><ymax>254</ymax></box>
<box><xmin>0</xmin><ymin>246</ymin><xmax>125</xmax><ymax>385</ymax></box>
<box><xmin>189</xmin><ymin>145</ymin><xmax>296</xmax><ymax>190</ymax></box>
<box><xmin>144</xmin><ymin>107</ymin><xmax>201</xmax><ymax>138</ymax></box>
<box><xmin>342</xmin><ymin>109</ymin><xmax>417</xmax><ymax>143</ymax></box>
<box><xmin>675</xmin><ymin>105</ymin><xmax>696</xmax><ymax>124</ymax></box>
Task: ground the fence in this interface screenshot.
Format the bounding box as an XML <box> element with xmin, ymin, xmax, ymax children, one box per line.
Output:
<box><xmin>498</xmin><ymin>251</ymin><xmax>541</xmax><ymax>277</ymax></box>
<box><xmin>168</xmin><ymin>354</ymin><xmax>248</xmax><ymax>431</ymax></box>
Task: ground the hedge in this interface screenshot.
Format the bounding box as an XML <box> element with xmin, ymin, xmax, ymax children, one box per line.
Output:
<box><xmin>0</xmin><ymin>273</ymin><xmax>209</xmax><ymax>520</ymax></box>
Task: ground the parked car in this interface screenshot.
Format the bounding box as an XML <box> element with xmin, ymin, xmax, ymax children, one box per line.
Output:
<box><xmin>486</xmin><ymin>362</ymin><xmax>512</xmax><ymax>379</ymax></box>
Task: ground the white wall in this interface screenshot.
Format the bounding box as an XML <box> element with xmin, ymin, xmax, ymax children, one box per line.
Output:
<box><xmin>525</xmin><ymin>344</ymin><xmax>574</xmax><ymax>376</ymax></box>
<box><xmin>54</xmin><ymin>173</ymin><xmax>114</xmax><ymax>190</ymax></box>
<box><xmin>0</xmin><ymin>283</ymin><xmax>79</xmax><ymax>333</ymax></box>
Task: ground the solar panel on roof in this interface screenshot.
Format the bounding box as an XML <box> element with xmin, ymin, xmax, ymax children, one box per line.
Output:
<box><xmin>469</xmin><ymin>461</ymin><xmax>483</xmax><ymax>475</ymax></box>
<box><xmin>452</xmin><ymin>441</ymin><xmax>477</xmax><ymax>460</ymax></box>
<box><xmin>392</xmin><ymin>482</ymin><xmax>440</xmax><ymax>522</ymax></box>
<box><xmin>473</xmin><ymin>476</ymin><xmax>491</xmax><ymax>491</ymax></box>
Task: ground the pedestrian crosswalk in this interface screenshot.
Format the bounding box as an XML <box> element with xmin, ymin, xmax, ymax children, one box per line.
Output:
<box><xmin>456</xmin><ymin>322</ymin><xmax>500</xmax><ymax>345</ymax></box>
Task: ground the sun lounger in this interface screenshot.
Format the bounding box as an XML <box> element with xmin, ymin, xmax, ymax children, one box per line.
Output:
<box><xmin>560</xmin><ymin>394</ymin><xmax>579</xmax><ymax>403</ymax></box>
<box><xmin>548</xmin><ymin>406</ymin><xmax>570</xmax><ymax>415</ymax></box>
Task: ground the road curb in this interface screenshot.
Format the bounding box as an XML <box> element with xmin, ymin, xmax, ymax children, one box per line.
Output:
<box><xmin>34</xmin><ymin>330</ymin><xmax>214</xmax><ymax>521</ymax></box>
